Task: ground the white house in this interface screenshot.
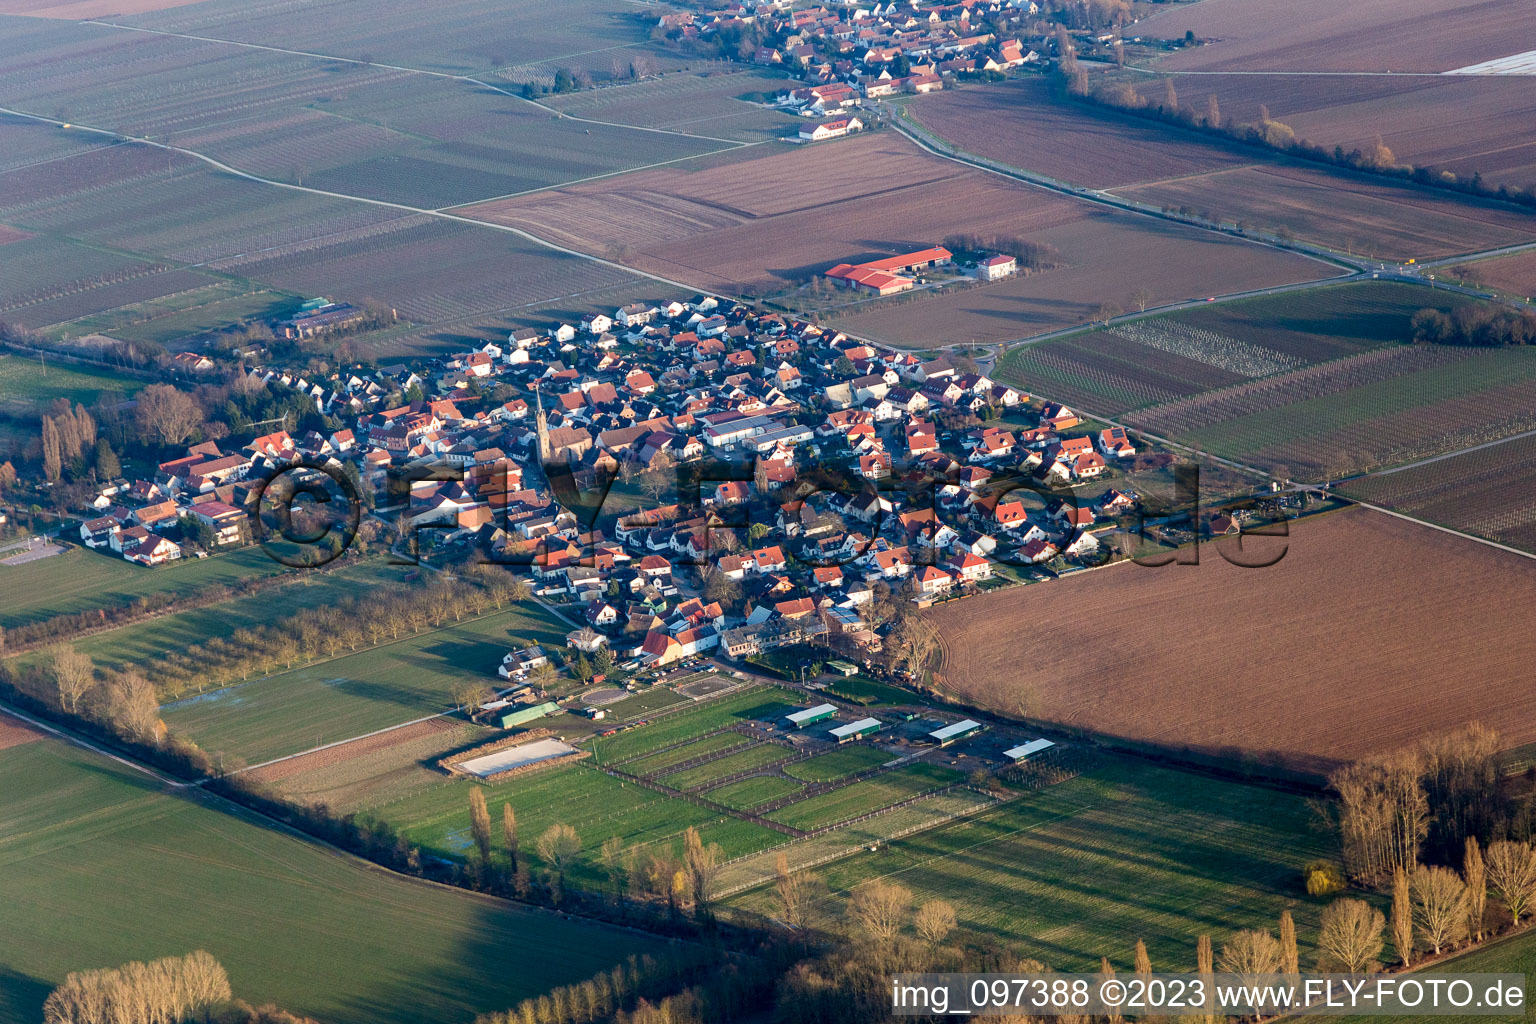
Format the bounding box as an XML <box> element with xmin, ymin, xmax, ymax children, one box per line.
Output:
<box><xmin>799</xmin><ymin>116</ymin><xmax>864</xmax><ymax>142</ymax></box>
<box><xmin>979</xmin><ymin>254</ymin><xmax>1017</xmax><ymax>281</ymax></box>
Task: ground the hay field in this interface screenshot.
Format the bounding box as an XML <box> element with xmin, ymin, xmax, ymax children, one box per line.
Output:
<box><xmin>930</xmin><ymin>508</ymin><xmax>1536</xmax><ymax>775</ymax></box>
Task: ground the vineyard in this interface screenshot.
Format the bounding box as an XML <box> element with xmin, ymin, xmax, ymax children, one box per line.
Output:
<box><xmin>998</xmin><ymin>330</ymin><xmax>1247</xmax><ymax>414</ymax></box>
<box><xmin>1150</xmin><ymin>346</ymin><xmax>1536</xmax><ymax>479</ymax></box>
<box><xmin>1105</xmin><ymin>319</ymin><xmax>1306</xmax><ymax>377</ymax></box>
<box><xmin>1124</xmin><ymin>344</ymin><xmax>1477</xmax><ymax>437</ymax></box>
<box><xmin>1339</xmin><ymin>434</ymin><xmax>1536</xmax><ymax>552</ymax></box>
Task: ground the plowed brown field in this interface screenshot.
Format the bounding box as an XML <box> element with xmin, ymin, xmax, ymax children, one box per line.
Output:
<box><xmin>0</xmin><ymin>712</ymin><xmax>43</xmax><ymax>750</ymax></box>
<box><xmin>930</xmin><ymin>508</ymin><xmax>1536</xmax><ymax>776</ymax></box>
<box><xmin>464</xmin><ymin>132</ymin><xmax>1329</xmax><ymax>346</ymax></box>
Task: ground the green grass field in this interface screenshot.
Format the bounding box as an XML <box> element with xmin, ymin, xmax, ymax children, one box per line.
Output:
<box><xmin>730</xmin><ymin>758</ymin><xmax>1331</xmax><ymax>971</ymax></box>
<box><xmin>1358</xmin><ymin>930</ymin><xmax>1535</xmax><ymax>1024</ymax></box>
<box><xmin>823</xmin><ymin>676</ymin><xmax>915</xmax><ymax>706</ymax></box>
<box><xmin>0</xmin><ymin>734</ymin><xmax>648</xmax><ymax>1024</ymax></box>
<box><xmin>18</xmin><ymin>559</ymin><xmax>402</xmax><ymax>671</ymax></box>
<box><xmin>589</xmin><ymin>688</ymin><xmax>797</xmax><ymax>764</ymax></box>
<box><xmin>622</xmin><ymin>732</ymin><xmax>752</xmax><ymax>776</ymax></box>
<box><xmin>657</xmin><ymin>743</ymin><xmax>792</xmax><ymax>791</ymax></box>
<box><xmin>706</xmin><ymin>774</ymin><xmax>805</xmax><ymax>810</ymax></box>
<box><xmin>0</xmin><ymin>354</ymin><xmax>145</xmax><ymax>408</ymax></box>
<box><xmin>44</xmin><ymin>284</ymin><xmax>296</xmax><ymax>345</ymax></box>
<box><xmin>0</xmin><ymin>546</ymin><xmax>290</xmax><ymax>630</ymax></box>
<box><xmin>162</xmin><ymin>602</ymin><xmax>569</xmax><ymax>766</ymax></box>
<box><xmin>783</xmin><ymin>745</ymin><xmax>894</xmax><ymax>783</ymax></box>
<box><xmin>765</xmin><ymin>762</ymin><xmax>963</xmax><ymax>831</ymax></box>
<box><xmin>369</xmin><ymin>761</ymin><xmax>784</xmax><ymax>888</ymax></box>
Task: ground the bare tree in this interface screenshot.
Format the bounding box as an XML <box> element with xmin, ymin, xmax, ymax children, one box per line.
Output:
<box><xmin>1279</xmin><ymin>909</ymin><xmax>1299</xmax><ymax>981</ymax></box>
<box><xmin>48</xmin><ymin>644</ymin><xmax>95</xmax><ymax>714</ymax></box>
<box><xmin>848</xmin><ymin>879</ymin><xmax>911</xmax><ymax>942</ymax></box>
<box><xmin>503</xmin><ymin>802</ymin><xmax>519</xmax><ymax>874</ymax></box>
<box><xmin>536</xmin><ymin>823</ymin><xmax>582</xmax><ymax>903</ymax></box>
<box><xmin>1196</xmin><ymin>934</ymin><xmax>1215</xmax><ymax>1024</ymax></box>
<box><xmin>1392</xmin><ymin>866</ymin><xmax>1414</xmax><ymax>967</ymax></box>
<box><xmin>134</xmin><ymin>384</ymin><xmax>204</xmax><ymax>446</ymax></box>
<box><xmin>1129</xmin><ymin>288</ymin><xmax>1153</xmax><ymax>313</ymax></box>
<box><xmin>914</xmin><ymin>900</ymin><xmax>957</xmax><ymax>944</ymax></box>
<box><xmin>775</xmin><ymin>852</ymin><xmax>809</xmax><ymax>928</ymax></box>
<box><xmin>683</xmin><ymin>826</ymin><xmax>723</xmax><ymax>916</ymax></box>
<box><xmin>1486</xmin><ymin>841</ymin><xmax>1536</xmax><ymax>926</ymax></box>
<box><xmin>1316</xmin><ymin>899</ymin><xmax>1385</xmax><ymax>973</ymax></box>
<box><xmin>1464</xmin><ymin>837</ymin><xmax>1487</xmax><ymax>942</ymax></box>
<box><xmin>1411</xmin><ymin>865</ymin><xmax>1467</xmax><ymax>955</ymax></box>
<box><xmin>469</xmin><ymin>787</ymin><xmax>493</xmax><ymax>872</ymax></box>
<box><xmin>104</xmin><ymin>671</ymin><xmax>161</xmax><ymax>743</ymax></box>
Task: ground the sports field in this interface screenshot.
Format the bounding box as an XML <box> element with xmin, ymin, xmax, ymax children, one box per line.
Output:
<box><xmin>162</xmin><ymin>602</ymin><xmax>570</xmax><ymax>766</ymax></box>
<box><xmin>729</xmin><ymin>758</ymin><xmax>1329</xmax><ymax>970</ymax></box>
<box><xmin>590</xmin><ymin>687</ymin><xmax>799</xmax><ymax>763</ymax></box>
<box><xmin>0</xmin><ymin>732</ymin><xmax>647</xmax><ymax>1024</ymax></box>
<box><xmin>0</xmin><ymin>546</ymin><xmax>287</xmax><ymax>630</ymax></box>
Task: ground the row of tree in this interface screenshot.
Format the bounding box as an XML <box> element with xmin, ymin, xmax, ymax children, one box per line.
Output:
<box><xmin>1411</xmin><ymin>305</ymin><xmax>1536</xmax><ymax>347</ymax></box>
<box><xmin>43</xmin><ymin>950</ymin><xmax>232</xmax><ymax>1024</ymax></box>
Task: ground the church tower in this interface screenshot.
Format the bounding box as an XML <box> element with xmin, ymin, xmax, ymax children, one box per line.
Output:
<box><xmin>534</xmin><ymin>384</ymin><xmax>552</xmax><ymax>462</ymax></box>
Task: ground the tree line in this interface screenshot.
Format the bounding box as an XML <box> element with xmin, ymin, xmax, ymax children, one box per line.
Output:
<box><xmin>1411</xmin><ymin>305</ymin><xmax>1536</xmax><ymax>347</ymax></box>
<box><xmin>43</xmin><ymin>950</ymin><xmax>319</xmax><ymax>1024</ymax></box>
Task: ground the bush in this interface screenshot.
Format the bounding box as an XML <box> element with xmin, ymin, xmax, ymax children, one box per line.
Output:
<box><xmin>1305</xmin><ymin>860</ymin><xmax>1346</xmax><ymax>896</ymax></box>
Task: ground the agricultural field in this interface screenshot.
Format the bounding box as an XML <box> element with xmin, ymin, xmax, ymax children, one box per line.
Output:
<box><xmin>121</xmin><ymin>0</ymin><xmax>683</xmax><ymax>78</ymax></box>
<box><xmin>930</xmin><ymin>507</ymin><xmax>1536</xmax><ymax>775</ymax></box>
<box><xmin>728</xmin><ymin>758</ymin><xmax>1331</xmax><ymax>971</ymax></box>
<box><xmin>1138</xmin><ymin>0</ymin><xmax>1527</xmax><ymax>74</ymax></box>
<box><xmin>1463</xmin><ymin>249</ymin><xmax>1536</xmax><ymax>301</ymax></box>
<box><xmin>0</xmin><ymin>117</ymin><xmax>655</xmax><ymax>355</ymax></box>
<box><xmin>370</xmin><ymin>760</ymin><xmax>785</xmax><ymax>890</ymax></box>
<box><xmin>1132</xmin><ymin>73</ymin><xmax>1536</xmax><ymax>198</ymax></box>
<box><xmin>466</xmin><ymin>131</ymin><xmax>1329</xmax><ymax>346</ymax></box>
<box><xmin>0</xmin><ymin>731</ymin><xmax>647</xmax><ymax>1024</ymax></box>
<box><xmin>1132</xmin><ymin>343</ymin><xmax>1536</xmax><ymax>479</ymax></box>
<box><xmin>247</xmin><ymin>716</ymin><xmax>485</xmax><ymax>811</ymax></box>
<box><xmin>1338</xmin><ymin>433</ymin><xmax>1536</xmax><ymax>553</ymax></box>
<box><xmin>763</xmin><ymin>762</ymin><xmax>963</xmax><ymax>831</ymax></box>
<box><xmin>1111</xmin><ymin>162</ymin><xmax>1536</xmax><ymax>261</ymax></box>
<box><xmin>995</xmin><ymin>281</ymin><xmax>1459</xmax><ymax>416</ymax></box>
<box><xmin>0</xmin><ymin>352</ymin><xmax>144</xmax><ymax>409</ymax></box>
<box><xmin>544</xmin><ymin>69</ymin><xmax>802</xmax><ymax>144</ymax></box>
<box><xmin>0</xmin><ymin>545</ymin><xmax>287</xmax><ymax>630</ymax></box>
<box><xmin>908</xmin><ymin>76</ymin><xmax>1253</xmax><ymax>189</ymax></box>
<box><xmin>0</xmin><ymin>24</ymin><xmax>729</xmax><ymax>210</ymax></box>
<box><xmin>161</xmin><ymin>601</ymin><xmax>570</xmax><ymax>766</ymax></box>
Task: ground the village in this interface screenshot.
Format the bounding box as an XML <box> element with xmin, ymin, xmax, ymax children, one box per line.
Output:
<box><xmin>49</xmin><ymin>254</ymin><xmax>1295</xmax><ymax>697</ymax></box>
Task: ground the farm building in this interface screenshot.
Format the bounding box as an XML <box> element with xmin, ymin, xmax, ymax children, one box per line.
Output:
<box><xmin>824</xmin><ymin>246</ymin><xmax>952</xmax><ymax>295</ymax></box>
<box><xmin>827</xmin><ymin>659</ymin><xmax>859</xmax><ymax>676</ymax></box>
<box><xmin>929</xmin><ymin>719</ymin><xmax>983</xmax><ymax>746</ymax></box>
<box><xmin>1003</xmin><ymin>739</ymin><xmax>1056</xmax><ymax>762</ymax></box>
<box><xmin>498</xmin><ymin>701</ymin><xmax>560</xmax><ymax>729</ymax></box>
<box><xmin>785</xmin><ymin>703</ymin><xmax>838</xmax><ymax>729</ymax></box>
<box><xmin>829</xmin><ymin>716</ymin><xmax>883</xmax><ymax>742</ymax></box>
<box><xmin>800</xmin><ymin>116</ymin><xmax>864</xmax><ymax>142</ymax></box>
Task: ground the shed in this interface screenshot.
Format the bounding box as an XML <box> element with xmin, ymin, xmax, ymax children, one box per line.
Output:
<box><xmin>829</xmin><ymin>716</ymin><xmax>882</xmax><ymax>743</ymax></box>
<box><xmin>785</xmin><ymin>703</ymin><xmax>838</xmax><ymax>728</ymax></box>
<box><xmin>1003</xmin><ymin>739</ymin><xmax>1056</xmax><ymax>762</ymax></box>
<box><xmin>498</xmin><ymin>701</ymin><xmax>560</xmax><ymax>729</ymax></box>
<box><xmin>929</xmin><ymin>719</ymin><xmax>983</xmax><ymax>746</ymax></box>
